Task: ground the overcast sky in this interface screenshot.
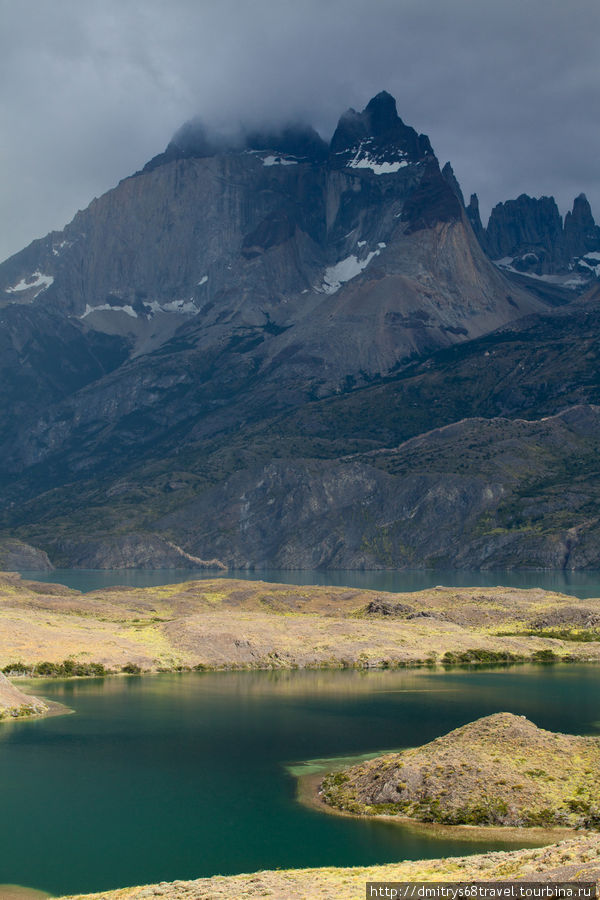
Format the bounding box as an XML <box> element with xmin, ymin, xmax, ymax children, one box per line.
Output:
<box><xmin>1</xmin><ymin>0</ymin><xmax>599</xmax><ymax>262</ymax></box>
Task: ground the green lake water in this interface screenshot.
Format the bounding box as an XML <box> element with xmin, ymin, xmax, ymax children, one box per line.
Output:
<box><xmin>2</xmin><ymin>665</ymin><xmax>600</xmax><ymax>897</ymax></box>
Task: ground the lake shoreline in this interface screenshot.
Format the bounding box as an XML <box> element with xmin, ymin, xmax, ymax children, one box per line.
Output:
<box><xmin>296</xmin><ymin>767</ymin><xmax>578</xmax><ymax>844</ymax></box>
<box><xmin>3</xmin><ymin>574</ymin><xmax>600</xmax><ymax>897</ymax></box>
<box><xmin>54</xmin><ymin>835</ymin><xmax>600</xmax><ymax>899</ymax></box>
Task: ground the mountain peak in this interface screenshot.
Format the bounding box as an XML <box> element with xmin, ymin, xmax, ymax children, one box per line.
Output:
<box><xmin>329</xmin><ymin>91</ymin><xmax>434</xmax><ymax>168</ymax></box>
<box><xmin>363</xmin><ymin>90</ymin><xmax>401</xmax><ymax>131</ymax></box>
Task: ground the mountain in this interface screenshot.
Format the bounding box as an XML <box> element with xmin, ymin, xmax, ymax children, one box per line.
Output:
<box><xmin>0</xmin><ymin>91</ymin><xmax>597</xmax><ymax>570</ymax></box>
<box><xmin>465</xmin><ymin>191</ymin><xmax>600</xmax><ymax>296</ymax></box>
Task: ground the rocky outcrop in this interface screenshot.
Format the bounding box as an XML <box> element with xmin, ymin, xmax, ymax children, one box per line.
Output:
<box><xmin>485</xmin><ymin>194</ymin><xmax>565</xmax><ymax>272</ymax></box>
<box><xmin>441</xmin><ymin>161</ymin><xmax>465</xmax><ymax>207</ymax></box>
<box><xmin>564</xmin><ymin>193</ymin><xmax>600</xmax><ymax>259</ymax></box>
<box><xmin>0</xmin><ymin>539</ymin><xmax>53</xmax><ymax>571</ymax></box>
<box><xmin>465</xmin><ymin>193</ymin><xmax>486</xmax><ymax>245</ymax></box>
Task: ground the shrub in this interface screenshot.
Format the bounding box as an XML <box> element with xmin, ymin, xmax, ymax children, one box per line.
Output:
<box><xmin>121</xmin><ymin>662</ymin><xmax>142</xmax><ymax>674</ymax></box>
<box><xmin>2</xmin><ymin>662</ymin><xmax>31</xmax><ymax>675</ymax></box>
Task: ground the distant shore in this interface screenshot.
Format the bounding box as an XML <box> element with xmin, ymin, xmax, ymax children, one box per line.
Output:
<box><xmin>2</xmin><ymin>572</ymin><xmax>600</xmax><ymax>677</ymax></box>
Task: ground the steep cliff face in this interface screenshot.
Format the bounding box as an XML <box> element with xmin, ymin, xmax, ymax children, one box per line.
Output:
<box><xmin>485</xmin><ymin>194</ymin><xmax>565</xmax><ymax>270</ymax></box>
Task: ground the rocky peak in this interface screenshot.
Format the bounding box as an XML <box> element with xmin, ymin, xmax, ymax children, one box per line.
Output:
<box><xmin>441</xmin><ymin>162</ymin><xmax>465</xmax><ymax>207</ymax></box>
<box><xmin>363</xmin><ymin>90</ymin><xmax>403</xmax><ymax>134</ymax></box>
<box><xmin>471</xmin><ymin>191</ymin><xmax>600</xmax><ymax>287</ymax></box>
<box><xmin>144</xmin><ymin>118</ymin><xmax>328</xmax><ymax>172</ymax></box>
<box><xmin>564</xmin><ymin>193</ymin><xmax>600</xmax><ymax>259</ymax></box>
<box><xmin>485</xmin><ymin>193</ymin><xmax>564</xmax><ymax>273</ymax></box>
<box><xmin>143</xmin><ymin>118</ymin><xmax>221</xmax><ymax>171</ymax></box>
<box><xmin>466</xmin><ymin>193</ymin><xmax>486</xmax><ymax>245</ymax></box>
<box><xmin>329</xmin><ymin>90</ymin><xmax>433</xmax><ymax>169</ymax></box>
<box><xmin>402</xmin><ymin>157</ymin><xmax>462</xmax><ymax>233</ymax></box>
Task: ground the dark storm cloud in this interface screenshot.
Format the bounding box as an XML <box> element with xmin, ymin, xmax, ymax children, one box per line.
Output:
<box><xmin>1</xmin><ymin>0</ymin><xmax>599</xmax><ymax>261</ymax></box>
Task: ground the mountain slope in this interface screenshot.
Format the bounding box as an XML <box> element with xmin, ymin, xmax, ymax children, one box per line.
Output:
<box><xmin>0</xmin><ymin>91</ymin><xmax>588</xmax><ymax>570</ymax></box>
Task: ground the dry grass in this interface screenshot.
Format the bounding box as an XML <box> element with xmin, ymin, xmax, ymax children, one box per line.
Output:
<box><xmin>1</xmin><ymin>573</ymin><xmax>600</xmax><ymax>675</ymax></box>
<box><xmin>321</xmin><ymin>712</ymin><xmax>600</xmax><ymax>827</ymax></box>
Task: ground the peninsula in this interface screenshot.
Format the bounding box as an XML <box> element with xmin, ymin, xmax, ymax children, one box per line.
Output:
<box><xmin>320</xmin><ymin>712</ymin><xmax>600</xmax><ymax>827</ymax></box>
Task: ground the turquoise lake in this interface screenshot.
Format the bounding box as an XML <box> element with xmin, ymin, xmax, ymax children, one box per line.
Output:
<box><xmin>2</xmin><ymin>665</ymin><xmax>600</xmax><ymax>897</ymax></box>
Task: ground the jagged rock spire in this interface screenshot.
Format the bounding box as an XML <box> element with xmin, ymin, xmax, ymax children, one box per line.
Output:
<box><xmin>441</xmin><ymin>162</ymin><xmax>465</xmax><ymax>207</ymax></box>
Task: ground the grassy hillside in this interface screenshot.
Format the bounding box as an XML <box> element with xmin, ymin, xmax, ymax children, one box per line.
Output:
<box><xmin>1</xmin><ymin>573</ymin><xmax>600</xmax><ymax>673</ymax></box>
<box><xmin>321</xmin><ymin>712</ymin><xmax>600</xmax><ymax>827</ymax></box>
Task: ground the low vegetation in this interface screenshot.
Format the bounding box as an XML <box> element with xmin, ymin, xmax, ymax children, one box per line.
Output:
<box><xmin>1</xmin><ymin>572</ymin><xmax>600</xmax><ymax>675</ymax></box>
<box><xmin>320</xmin><ymin>713</ymin><xmax>600</xmax><ymax>829</ymax></box>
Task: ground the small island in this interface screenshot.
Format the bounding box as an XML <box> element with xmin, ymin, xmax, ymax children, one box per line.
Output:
<box><xmin>320</xmin><ymin>712</ymin><xmax>600</xmax><ymax>828</ymax></box>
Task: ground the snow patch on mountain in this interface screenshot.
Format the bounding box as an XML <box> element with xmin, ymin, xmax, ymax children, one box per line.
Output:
<box><xmin>162</xmin><ymin>299</ymin><xmax>198</xmax><ymax>314</ymax></box>
<box><xmin>7</xmin><ymin>272</ymin><xmax>54</xmax><ymax>296</ymax></box>
<box><xmin>52</xmin><ymin>240</ymin><xmax>71</xmax><ymax>257</ymax></box>
<box><xmin>262</xmin><ymin>155</ymin><xmax>298</xmax><ymax>167</ymax></box>
<box><xmin>82</xmin><ymin>304</ymin><xmax>138</xmax><ymax>319</ymax></box>
<box><xmin>576</xmin><ymin>254</ymin><xmax>600</xmax><ymax>277</ymax></box>
<box><xmin>321</xmin><ymin>246</ymin><xmax>383</xmax><ymax>294</ymax></box>
<box><xmin>346</xmin><ymin>142</ymin><xmax>409</xmax><ymax>175</ymax></box>
<box><xmin>494</xmin><ymin>258</ymin><xmax>589</xmax><ymax>289</ymax></box>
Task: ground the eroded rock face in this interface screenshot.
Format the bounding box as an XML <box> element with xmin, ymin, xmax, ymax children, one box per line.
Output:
<box><xmin>51</xmin><ymin>534</ymin><xmax>225</xmax><ymax>570</ymax></box>
<box><xmin>146</xmin><ymin>405</ymin><xmax>600</xmax><ymax>571</ymax></box>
